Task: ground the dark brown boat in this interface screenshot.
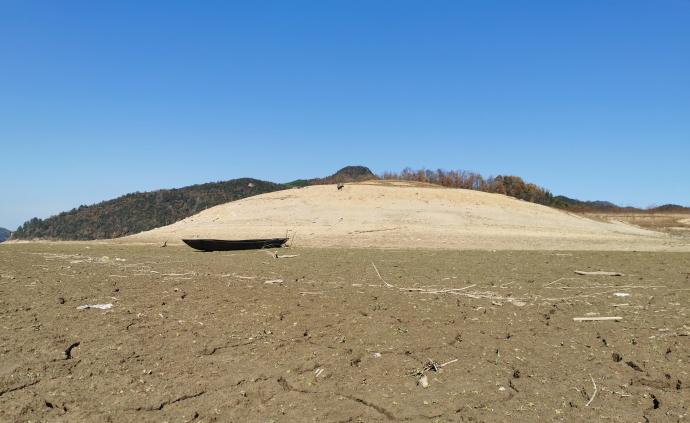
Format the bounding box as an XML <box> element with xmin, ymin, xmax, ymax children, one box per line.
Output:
<box><xmin>182</xmin><ymin>238</ymin><xmax>289</xmax><ymax>252</ymax></box>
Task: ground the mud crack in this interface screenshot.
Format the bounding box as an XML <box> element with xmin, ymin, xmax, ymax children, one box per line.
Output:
<box><xmin>340</xmin><ymin>394</ymin><xmax>398</xmax><ymax>421</ymax></box>
<box><xmin>137</xmin><ymin>390</ymin><xmax>206</xmax><ymax>411</ymax></box>
<box><xmin>275</xmin><ymin>377</ymin><xmax>398</xmax><ymax>420</ymax></box>
<box><xmin>0</xmin><ymin>380</ymin><xmax>40</xmax><ymax>397</ymax></box>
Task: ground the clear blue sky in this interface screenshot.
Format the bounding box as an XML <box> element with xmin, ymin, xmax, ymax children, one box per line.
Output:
<box><xmin>1</xmin><ymin>0</ymin><xmax>689</xmax><ymax>230</ymax></box>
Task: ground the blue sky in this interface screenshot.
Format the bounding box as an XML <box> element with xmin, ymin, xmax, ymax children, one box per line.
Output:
<box><xmin>1</xmin><ymin>0</ymin><xmax>689</xmax><ymax>230</ymax></box>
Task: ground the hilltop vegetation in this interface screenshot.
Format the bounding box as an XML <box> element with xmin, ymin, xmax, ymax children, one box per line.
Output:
<box><xmin>381</xmin><ymin>168</ymin><xmax>553</xmax><ymax>205</ymax></box>
<box><xmin>286</xmin><ymin>166</ymin><xmax>377</xmax><ymax>187</ymax></box>
<box><xmin>382</xmin><ymin>168</ymin><xmax>690</xmax><ymax>213</ymax></box>
<box><xmin>12</xmin><ymin>179</ymin><xmax>285</xmax><ymax>240</ymax></box>
<box><xmin>0</xmin><ymin>227</ymin><xmax>10</xmax><ymax>243</ymax></box>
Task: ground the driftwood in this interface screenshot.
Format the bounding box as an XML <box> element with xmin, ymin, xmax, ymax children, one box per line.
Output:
<box><xmin>573</xmin><ymin>316</ymin><xmax>622</xmax><ymax>322</ymax></box>
<box><xmin>575</xmin><ymin>271</ymin><xmax>624</xmax><ymax>276</ymax></box>
<box><xmin>77</xmin><ymin>303</ymin><xmax>113</xmax><ymax>310</ymax></box>
<box><xmin>269</xmin><ymin>251</ymin><xmax>299</xmax><ymax>259</ymax></box>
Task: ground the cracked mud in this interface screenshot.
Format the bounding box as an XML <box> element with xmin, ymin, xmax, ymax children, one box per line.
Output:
<box><xmin>1</xmin><ymin>243</ymin><xmax>689</xmax><ymax>422</ymax></box>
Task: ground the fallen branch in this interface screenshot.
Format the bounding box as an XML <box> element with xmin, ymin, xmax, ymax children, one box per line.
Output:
<box><xmin>547</xmin><ymin>285</ymin><xmax>664</xmax><ymax>290</ymax></box>
<box><xmin>575</xmin><ymin>271</ymin><xmax>624</xmax><ymax>276</ymax></box>
<box><xmin>77</xmin><ymin>303</ymin><xmax>113</xmax><ymax>310</ymax></box>
<box><xmin>370</xmin><ymin>263</ymin><xmax>528</xmax><ymax>304</ymax></box>
<box><xmin>63</xmin><ymin>341</ymin><xmax>80</xmax><ymax>360</ymax></box>
<box><xmin>440</xmin><ymin>358</ymin><xmax>459</xmax><ymax>367</ymax></box>
<box><xmin>371</xmin><ymin>262</ymin><xmax>396</xmax><ymax>288</ymax></box>
<box><xmin>573</xmin><ymin>316</ymin><xmax>622</xmax><ymax>322</ymax></box>
<box><xmin>585</xmin><ymin>375</ymin><xmax>598</xmax><ymax>407</ymax></box>
<box><xmin>543</xmin><ymin>277</ymin><xmax>581</xmax><ymax>287</ymax></box>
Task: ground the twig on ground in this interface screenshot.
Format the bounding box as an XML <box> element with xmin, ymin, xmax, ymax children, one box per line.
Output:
<box><xmin>573</xmin><ymin>316</ymin><xmax>622</xmax><ymax>322</ymax></box>
<box><xmin>63</xmin><ymin>341</ymin><xmax>80</xmax><ymax>360</ymax></box>
<box><xmin>371</xmin><ymin>262</ymin><xmax>396</xmax><ymax>288</ymax></box>
<box><xmin>548</xmin><ymin>284</ymin><xmax>665</xmax><ymax>290</ymax></box>
<box><xmin>544</xmin><ymin>277</ymin><xmax>581</xmax><ymax>287</ymax></box>
<box><xmin>440</xmin><ymin>358</ymin><xmax>459</xmax><ymax>367</ymax></box>
<box><xmin>575</xmin><ymin>271</ymin><xmax>624</xmax><ymax>276</ymax></box>
<box><xmin>585</xmin><ymin>375</ymin><xmax>598</xmax><ymax>407</ymax></box>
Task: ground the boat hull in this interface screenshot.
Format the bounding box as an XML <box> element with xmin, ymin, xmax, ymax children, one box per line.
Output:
<box><xmin>182</xmin><ymin>238</ymin><xmax>288</xmax><ymax>252</ymax></box>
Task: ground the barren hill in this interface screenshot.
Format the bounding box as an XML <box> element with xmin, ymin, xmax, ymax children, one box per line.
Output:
<box><xmin>125</xmin><ymin>181</ymin><xmax>688</xmax><ymax>251</ymax></box>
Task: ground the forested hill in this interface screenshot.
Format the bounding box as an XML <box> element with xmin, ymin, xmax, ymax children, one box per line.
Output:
<box><xmin>12</xmin><ymin>178</ymin><xmax>285</xmax><ymax>240</ymax></box>
<box><xmin>11</xmin><ymin>165</ymin><xmax>688</xmax><ymax>241</ymax></box>
<box><xmin>0</xmin><ymin>227</ymin><xmax>10</xmax><ymax>243</ymax></box>
<box><xmin>285</xmin><ymin>165</ymin><xmax>377</xmax><ymax>187</ymax></box>
<box><xmin>12</xmin><ymin>166</ymin><xmax>380</xmax><ymax>241</ymax></box>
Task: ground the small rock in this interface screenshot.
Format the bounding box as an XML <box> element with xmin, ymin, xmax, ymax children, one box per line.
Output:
<box><xmin>57</xmin><ymin>297</ymin><xmax>65</xmax><ymax>304</ymax></box>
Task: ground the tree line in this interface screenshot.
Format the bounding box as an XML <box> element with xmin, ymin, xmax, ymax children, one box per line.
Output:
<box><xmin>381</xmin><ymin>168</ymin><xmax>554</xmax><ymax>205</ymax></box>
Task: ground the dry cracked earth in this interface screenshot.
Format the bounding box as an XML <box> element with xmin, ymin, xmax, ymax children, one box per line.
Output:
<box><xmin>1</xmin><ymin>243</ymin><xmax>689</xmax><ymax>422</ymax></box>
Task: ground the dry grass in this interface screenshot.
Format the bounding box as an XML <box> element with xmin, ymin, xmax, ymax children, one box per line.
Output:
<box><xmin>584</xmin><ymin>212</ymin><xmax>690</xmax><ymax>237</ymax></box>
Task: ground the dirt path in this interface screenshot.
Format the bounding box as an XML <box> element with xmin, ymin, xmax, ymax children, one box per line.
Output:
<box><xmin>2</xmin><ymin>243</ymin><xmax>689</xmax><ymax>421</ymax></box>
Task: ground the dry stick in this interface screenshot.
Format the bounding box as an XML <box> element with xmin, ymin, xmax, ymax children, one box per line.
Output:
<box><xmin>370</xmin><ymin>262</ymin><xmax>526</xmax><ymax>302</ymax></box>
<box><xmin>547</xmin><ymin>284</ymin><xmax>665</xmax><ymax>290</ymax></box>
<box><xmin>371</xmin><ymin>262</ymin><xmax>396</xmax><ymax>288</ymax></box>
<box><xmin>440</xmin><ymin>358</ymin><xmax>459</xmax><ymax>367</ymax></box>
<box><xmin>543</xmin><ymin>277</ymin><xmax>581</xmax><ymax>287</ymax></box>
<box><xmin>418</xmin><ymin>285</ymin><xmax>477</xmax><ymax>294</ymax></box>
<box><xmin>575</xmin><ymin>271</ymin><xmax>624</xmax><ymax>276</ymax></box>
<box><xmin>573</xmin><ymin>316</ymin><xmax>622</xmax><ymax>322</ymax></box>
<box><xmin>585</xmin><ymin>375</ymin><xmax>598</xmax><ymax>407</ymax></box>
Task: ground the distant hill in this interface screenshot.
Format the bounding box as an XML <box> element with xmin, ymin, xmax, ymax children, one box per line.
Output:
<box><xmin>647</xmin><ymin>204</ymin><xmax>690</xmax><ymax>213</ymax></box>
<box><xmin>551</xmin><ymin>196</ymin><xmax>690</xmax><ymax>213</ymax></box>
<box><xmin>12</xmin><ymin>166</ymin><xmax>379</xmax><ymax>241</ymax></box>
<box><xmin>550</xmin><ymin>196</ymin><xmax>622</xmax><ymax>212</ymax></box>
<box><xmin>12</xmin><ymin>178</ymin><xmax>285</xmax><ymax>240</ymax></box>
<box><xmin>10</xmin><ymin>164</ymin><xmax>688</xmax><ymax>241</ymax></box>
<box><xmin>315</xmin><ymin>166</ymin><xmax>378</xmax><ymax>184</ymax></box>
<box><xmin>0</xmin><ymin>227</ymin><xmax>10</xmax><ymax>243</ymax></box>
<box><xmin>286</xmin><ymin>166</ymin><xmax>378</xmax><ymax>187</ymax></box>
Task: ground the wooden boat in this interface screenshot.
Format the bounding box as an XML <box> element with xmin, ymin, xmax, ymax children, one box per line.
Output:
<box><xmin>182</xmin><ymin>238</ymin><xmax>289</xmax><ymax>252</ymax></box>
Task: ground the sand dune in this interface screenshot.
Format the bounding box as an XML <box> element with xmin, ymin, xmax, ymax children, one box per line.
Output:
<box><xmin>125</xmin><ymin>181</ymin><xmax>688</xmax><ymax>251</ymax></box>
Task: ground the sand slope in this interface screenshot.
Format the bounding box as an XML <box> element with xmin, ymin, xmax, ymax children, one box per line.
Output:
<box><xmin>125</xmin><ymin>181</ymin><xmax>688</xmax><ymax>251</ymax></box>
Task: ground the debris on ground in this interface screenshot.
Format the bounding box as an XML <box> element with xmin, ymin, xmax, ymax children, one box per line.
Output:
<box><xmin>76</xmin><ymin>303</ymin><xmax>113</xmax><ymax>310</ymax></box>
<box><xmin>575</xmin><ymin>270</ymin><xmax>624</xmax><ymax>276</ymax></box>
<box><xmin>573</xmin><ymin>316</ymin><xmax>622</xmax><ymax>322</ymax></box>
<box><xmin>418</xmin><ymin>374</ymin><xmax>429</xmax><ymax>388</ymax></box>
<box><xmin>63</xmin><ymin>341</ymin><xmax>80</xmax><ymax>359</ymax></box>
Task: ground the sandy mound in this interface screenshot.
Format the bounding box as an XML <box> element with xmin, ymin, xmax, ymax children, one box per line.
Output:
<box><xmin>125</xmin><ymin>181</ymin><xmax>688</xmax><ymax>251</ymax></box>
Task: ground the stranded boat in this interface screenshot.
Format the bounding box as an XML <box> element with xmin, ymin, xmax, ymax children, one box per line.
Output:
<box><xmin>182</xmin><ymin>238</ymin><xmax>289</xmax><ymax>252</ymax></box>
